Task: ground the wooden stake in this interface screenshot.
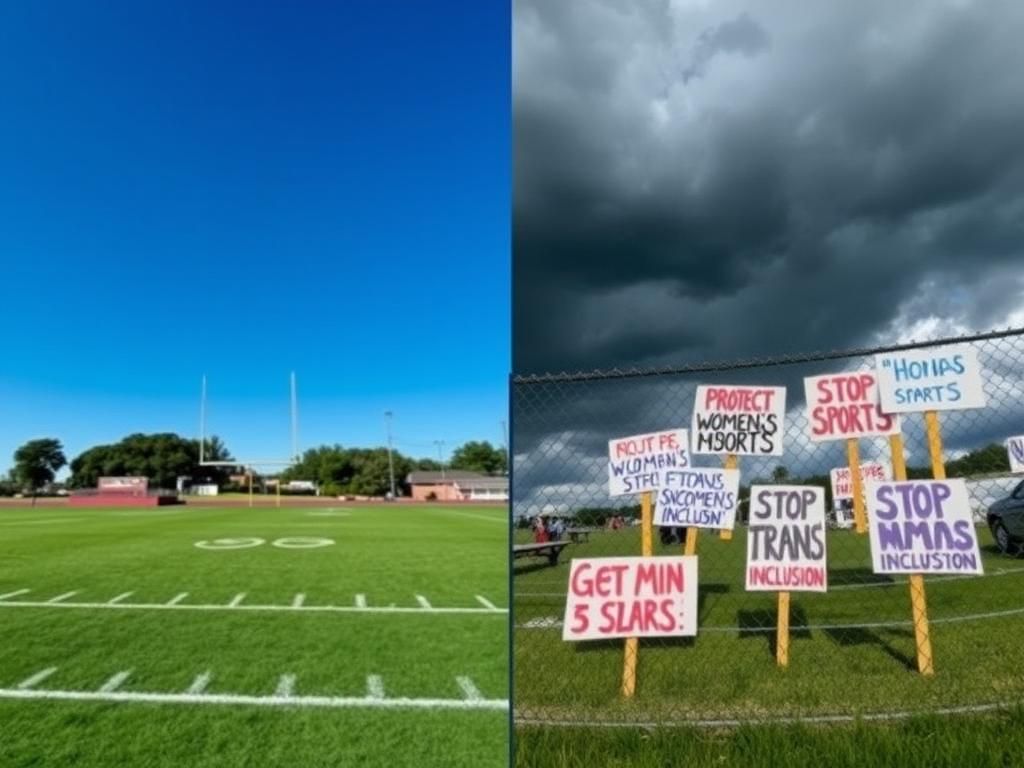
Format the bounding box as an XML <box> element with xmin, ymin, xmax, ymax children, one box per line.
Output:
<box><xmin>720</xmin><ymin>454</ymin><xmax>737</xmax><ymax>540</ymax></box>
<box><xmin>847</xmin><ymin>438</ymin><xmax>867</xmax><ymax>534</ymax></box>
<box><xmin>890</xmin><ymin>431</ymin><xmax>935</xmax><ymax>676</ymax></box>
<box><xmin>622</xmin><ymin>491</ymin><xmax>653</xmax><ymax>697</ymax></box>
<box><xmin>684</xmin><ymin>526</ymin><xmax>698</xmax><ymax>555</ymax></box>
<box><xmin>776</xmin><ymin>591</ymin><xmax>790</xmax><ymax>667</ymax></box>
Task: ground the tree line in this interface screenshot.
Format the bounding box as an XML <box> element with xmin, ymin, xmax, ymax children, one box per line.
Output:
<box><xmin>517</xmin><ymin>443</ymin><xmax>1018</xmax><ymax>527</ymax></box>
<box><xmin>2</xmin><ymin>434</ymin><xmax>507</xmax><ymax>498</ymax></box>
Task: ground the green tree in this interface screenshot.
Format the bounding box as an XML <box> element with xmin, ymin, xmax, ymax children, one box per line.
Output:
<box><xmin>68</xmin><ymin>433</ymin><xmax>234</xmax><ymax>489</ymax></box>
<box><xmin>13</xmin><ymin>438</ymin><xmax>67</xmax><ymax>500</ymax></box>
<box><xmin>449</xmin><ymin>441</ymin><xmax>507</xmax><ymax>474</ymax></box>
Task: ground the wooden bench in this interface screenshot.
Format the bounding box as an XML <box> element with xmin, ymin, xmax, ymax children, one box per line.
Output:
<box><xmin>513</xmin><ymin>541</ymin><xmax>569</xmax><ymax>566</ymax></box>
<box><xmin>566</xmin><ymin>527</ymin><xmax>592</xmax><ymax>544</ymax></box>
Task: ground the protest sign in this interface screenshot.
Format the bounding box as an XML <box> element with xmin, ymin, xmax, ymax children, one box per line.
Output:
<box><xmin>875</xmin><ymin>346</ymin><xmax>986</xmax><ymax>413</ymax></box>
<box><xmin>804</xmin><ymin>371</ymin><xmax>900</xmax><ymax>441</ymax></box>
<box><xmin>745</xmin><ymin>485</ymin><xmax>828</xmax><ymax>592</ymax></box>
<box><xmin>830</xmin><ymin>462</ymin><xmax>890</xmax><ymax>501</ymax></box>
<box><xmin>866</xmin><ymin>479</ymin><xmax>983</xmax><ymax>575</ymax></box>
<box><xmin>563</xmin><ymin>556</ymin><xmax>698</xmax><ymax>641</ymax></box>
<box><xmin>607</xmin><ymin>429</ymin><xmax>689</xmax><ymax>497</ymax></box>
<box><xmin>691</xmin><ymin>385</ymin><xmax>786</xmax><ymax>456</ymax></box>
<box><xmin>1008</xmin><ymin>436</ymin><xmax>1024</xmax><ymax>473</ymax></box>
<box><xmin>654</xmin><ymin>467</ymin><xmax>739</xmax><ymax>530</ymax></box>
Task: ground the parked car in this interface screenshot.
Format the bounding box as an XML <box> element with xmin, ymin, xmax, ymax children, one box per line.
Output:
<box><xmin>987</xmin><ymin>479</ymin><xmax>1024</xmax><ymax>555</ymax></box>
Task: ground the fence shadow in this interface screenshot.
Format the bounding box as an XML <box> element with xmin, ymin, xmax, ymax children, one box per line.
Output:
<box><xmin>736</xmin><ymin>605</ymin><xmax>812</xmax><ymax>658</ymax></box>
<box><xmin>829</xmin><ymin>567</ymin><xmax>895</xmax><ymax>588</ymax></box>
<box><xmin>822</xmin><ymin>626</ymin><xmax>916</xmax><ymax>671</ymax></box>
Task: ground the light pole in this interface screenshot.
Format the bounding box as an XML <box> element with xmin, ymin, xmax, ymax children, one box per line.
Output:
<box><xmin>384</xmin><ymin>411</ymin><xmax>396</xmax><ymax>500</ymax></box>
<box><xmin>434</xmin><ymin>439</ymin><xmax>446</xmax><ymax>501</ymax></box>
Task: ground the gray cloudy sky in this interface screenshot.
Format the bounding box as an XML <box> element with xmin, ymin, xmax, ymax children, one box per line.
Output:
<box><xmin>514</xmin><ymin>0</ymin><xmax>1024</xmax><ymax>375</ymax></box>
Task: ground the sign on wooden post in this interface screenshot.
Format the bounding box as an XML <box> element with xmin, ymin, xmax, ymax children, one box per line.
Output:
<box><xmin>804</xmin><ymin>371</ymin><xmax>900</xmax><ymax>534</ymax></box>
<box><xmin>874</xmin><ymin>344</ymin><xmax>988</xmax><ymax>676</ymax></box>
<box><xmin>745</xmin><ymin>485</ymin><xmax>827</xmax><ymax>667</ymax></box>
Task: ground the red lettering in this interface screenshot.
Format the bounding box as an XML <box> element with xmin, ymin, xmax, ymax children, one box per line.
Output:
<box><xmin>816</xmin><ymin>378</ymin><xmax>833</xmax><ymax>405</ymax></box>
<box><xmin>571</xmin><ymin>604</ymin><xmax>588</xmax><ymax>634</ymax></box>
<box><xmin>570</xmin><ymin>563</ymin><xmax>593</xmax><ymax>597</ymax></box>
<box><xmin>659</xmin><ymin>599</ymin><xmax>677</xmax><ymax>631</ymax></box>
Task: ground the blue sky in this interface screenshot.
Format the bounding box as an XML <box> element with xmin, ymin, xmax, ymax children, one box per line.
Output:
<box><xmin>0</xmin><ymin>2</ymin><xmax>509</xmax><ymax>473</ymax></box>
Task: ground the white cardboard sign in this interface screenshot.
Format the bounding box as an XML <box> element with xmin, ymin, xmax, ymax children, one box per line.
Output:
<box><xmin>1007</xmin><ymin>436</ymin><xmax>1024</xmax><ymax>473</ymax></box>
<box><xmin>653</xmin><ymin>467</ymin><xmax>740</xmax><ymax>530</ymax></box>
<box><xmin>875</xmin><ymin>346</ymin><xmax>986</xmax><ymax>413</ymax></box>
<box><xmin>691</xmin><ymin>385</ymin><xmax>786</xmax><ymax>456</ymax></box>
<box><xmin>866</xmin><ymin>479</ymin><xmax>983</xmax><ymax>575</ymax></box>
<box><xmin>562</xmin><ymin>556</ymin><xmax>699</xmax><ymax>641</ymax></box>
<box><xmin>745</xmin><ymin>485</ymin><xmax>828</xmax><ymax>592</ymax></box>
<box><xmin>830</xmin><ymin>462</ymin><xmax>891</xmax><ymax>501</ymax></box>
<box><xmin>607</xmin><ymin>429</ymin><xmax>690</xmax><ymax>497</ymax></box>
<box><xmin>804</xmin><ymin>371</ymin><xmax>900</xmax><ymax>442</ymax></box>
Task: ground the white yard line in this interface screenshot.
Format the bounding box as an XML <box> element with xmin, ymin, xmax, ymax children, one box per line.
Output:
<box><xmin>0</xmin><ymin>599</ymin><xmax>506</xmax><ymax>616</ymax></box>
<box><xmin>47</xmin><ymin>591</ymin><xmax>78</xmax><ymax>604</ymax></box>
<box><xmin>108</xmin><ymin>592</ymin><xmax>134</xmax><ymax>605</ymax></box>
<box><xmin>455</xmin><ymin>676</ymin><xmax>483</xmax><ymax>701</ymax></box>
<box><xmin>275</xmin><ymin>675</ymin><xmax>296</xmax><ymax>698</ymax></box>
<box><xmin>292</xmin><ymin>593</ymin><xmax>305</xmax><ymax>608</ymax></box>
<box><xmin>0</xmin><ymin>589</ymin><xmax>30</xmax><ymax>600</ymax></box>
<box><xmin>228</xmin><ymin>593</ymin><xmax>247</xmax><ymax>607</ymax></box>
<box><xmin>16</xmin><ymin>667</ymin><xmax>57</xmax><ymax>690</ymax></box>
<box><xmin>187</xmin><ymin>672</ymin><xmax>212</xmax><ymax>695</ymax></box>
<box><xmin>431</xmin><ymin>510</ymin><xmax>506</xmax><ymax>524</ymax></box>
<box><xmin>166</xmin><ymin>593</ymin><xmax>189</xmax><ymax>606</ymax></box>
<box><xmin>0</xmin><ymin>687</ymin><xmax>508</xmax><ymax>711</ymax></box>
<box><xmin>355</xmin><ymin>594</ymin><xmax>367</xmax><ymax>608</ymax></box>
<box><xmin>475</xmin><ymin>595</ymin><xmax>500</xmax><ymax>611</ymax></box>
<box><xmin>99</xmin><ymin>671</ymin><xmax>132</xmax><ymax>693</ymax></box>
<box><xmin>366</xmin><ymin>675</ymin><xmax>385</xmax><ymax>700</ymax></box>
<box><xmin>415</xmin><ymin>595</ymin><xmax>433</xmax><ymax>610</ymax></box>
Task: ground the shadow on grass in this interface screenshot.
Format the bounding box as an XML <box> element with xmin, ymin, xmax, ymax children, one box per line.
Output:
<box><xmin>737</xmin><ymin>605</ymin><xmax>812</xmax><ymax>658</ymax></box>
<box><xmin>514</xmin><ymin>561</ymin><xmax>568</xmax><ymax>576</ymax></box>
<box><xmin>829</xmin><ymin>567</ymin><xmax>895</xmax><ymax>588</ymax></box>
<box><xmin>697</xmin><ymin>583</ymin><xmax>731</xmax><ymax>620</ymax></box>
<box><xmin>822</xmin><ymin>626</ymin><xmax>916</xmax><ymax>670</ymax></box>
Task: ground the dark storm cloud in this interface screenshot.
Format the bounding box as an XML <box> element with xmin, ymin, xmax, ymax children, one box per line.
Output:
<box><xmin>514</xmin><ymin>0</ymin><xmax>1024</xmax><ymax>375</ymax></box>
<box><xmin>682</xmin><ymin>13</ymin><xmax>770</xmax><ymax>83</ymax></box>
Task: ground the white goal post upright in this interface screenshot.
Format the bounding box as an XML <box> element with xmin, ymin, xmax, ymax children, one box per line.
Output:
<box><xmin>198</xmin><ymin>372</ymin><xmax>300</xmax><ymax>507</ymax></box>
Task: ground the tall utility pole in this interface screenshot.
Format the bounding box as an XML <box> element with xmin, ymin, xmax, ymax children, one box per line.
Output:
<box><xmin>384</xmin><ymin>411</ymin><xmax>396</xmax><ymax>499</ymax></box>
<box><xmin>434</xmin><ymin>439</ymin><xmax>446</xmax><ymax>501</ymax></box>
<box><xmin>199</xmin><ymin>374</ymin><xmax>207</xmax><ymax>464</ymax></box>
<box><xmin>290</xmin><ymin>372</ymin><xmax>299</xmax><ymax>462</ymax></box>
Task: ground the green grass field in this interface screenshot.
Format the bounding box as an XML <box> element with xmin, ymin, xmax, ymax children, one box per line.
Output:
<box><xmin>514</xmin><ymin>524</ymin><xmax>1024</xmax><ymax>724</ymax></box>
<box><xmin>0</xmin><ymin>503</ymin><xmax>508</xmax><ymax>767</ymax></box>
<box><xmin>515</xmin><ymin>709</ymin><xmax>1024</xmax><ymax>767</ymax></box>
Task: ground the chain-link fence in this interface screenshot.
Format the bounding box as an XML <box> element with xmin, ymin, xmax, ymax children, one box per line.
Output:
<box><xmin>512</xmin><ymin>327</ymin><xmax>1024</xmax><ymax>726</ymax></box>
